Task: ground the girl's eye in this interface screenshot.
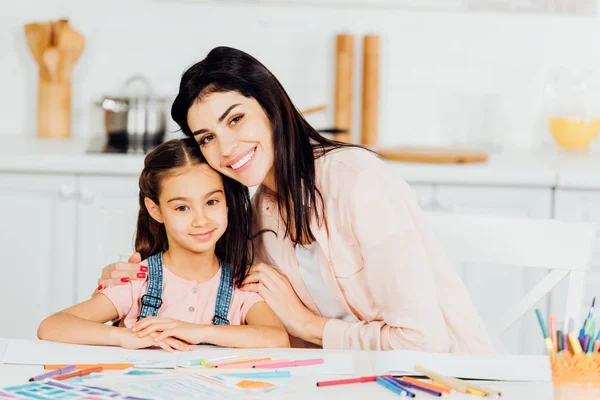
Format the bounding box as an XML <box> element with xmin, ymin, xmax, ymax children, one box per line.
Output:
<box><xmin>198</xmin><ymin>134</ymin><xmax>214</xmax><ymax>146</ymax></box>
<box><xmin>206</xmin><ymin>199</ymin><xmax>218</xmax><ymax>206</ymax></box>
<box><xmin>229</xmin><ymin>115</ymin><xmax>243</xmax><ymax>127</ymax></box>
<box><xmin>175</xmin><ymin>205</ymin><xmax>189</xmax><ymax>212</ymax></box>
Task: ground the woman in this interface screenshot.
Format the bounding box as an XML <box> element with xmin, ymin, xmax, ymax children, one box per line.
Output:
<box><xmin>97</xmin><ymin>46</ymin><xmax>495</xmax><ymax>353</ymax></box>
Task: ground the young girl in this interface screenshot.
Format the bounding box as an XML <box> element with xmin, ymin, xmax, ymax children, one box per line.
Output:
<box><xmin>38</xmin><ymin>138</ymin><xmax>290</xmax><ymax>351</ymax></box>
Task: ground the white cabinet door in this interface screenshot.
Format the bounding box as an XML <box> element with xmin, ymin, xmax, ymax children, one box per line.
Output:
<box><xmin>76</xmin><ymin>176</ymin><xmax>140</xmax><ymax>303</ymax></box>
<box><xmin>433</xmin><ymin>186</ymin><xmax>553</xmax><ymax>355</ymax></box>
<box><xmin>554</xmin><ymin>190</ymin><xmax>600</xmax><ymax>327</ymax></box>
<box><xmin>0</xmin><ymin>173</ymin><xmax>76</xmax><ymax>338</ymax></box>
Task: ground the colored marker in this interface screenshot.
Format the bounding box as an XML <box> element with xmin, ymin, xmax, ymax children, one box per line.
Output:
<box><xmin>568</xmin><ymin>333</ymin><xmax>583</xmax><ymax>354</ymax></box>
<box><xmin>376</xmin><ymin>377</ymin><xmax>414</xmax><ymax>397</ymax></box>
<box><xmin>254</xmin><ymin>358</ymin><xmax>324</xmax><ymax>369</ymax></box>
<box><xmin>54</xmin><ymin>367</ymin><xmax>103</xmax><ymax>381</ymax></box>
<box><xmin>535</xmin><ymin>309</ymin><xmax>555</xmax><ymax>354</ymax></box>
<box><xmin>400</xmin><ymin>376</ymin><xmax>453</xmax><ymax>394</ymax></box>
<box><xmin>316</xmin><ymin>375</ymin><xmax>384</xmax><ymax>387</ymax></box>
<box><xmin>389</xmin><ymin>377</ymin><xmax>441</xmax><ymax>397</ymax></box>
<box><xmin>557</xmin><ymin>330</ymin><xmax>563</xmax><ymax>352</ymax></box>
<box><xmin>207</xmin><ymin>354</ymin><xmax>267</xmax><ymax>368</ymax></box>
<box><xmin>29</xmin><ymin>365</ymin><xmax>76</xmax><ymax>381</ymax></box>
<box><xmin>45</xmin><ymin>364</ymin><xmax>133</xmax><ymax>370</ymax></box>
<box><xmin>549</xmin><ymin>315</ymin><xmax>557</xmax><ymax>351</ymax></box>
<box><xmin>214</xmin><ymin>358</ymin><xmax>271</xmax><ymax>368</ymax></box>
<box><xmin>414</xmin><ymin>365</ymin><xmax>469</xmax><ymax>393</ymax></box>
<box><xmin>224</xmin><ymin>371</ymin><xmax>291</xmax><ymax>379</ymax></box>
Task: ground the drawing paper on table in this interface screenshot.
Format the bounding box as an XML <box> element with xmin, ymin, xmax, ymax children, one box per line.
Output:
<box><xmin>2</xmin><ymin>340</ymin><xmax>178</xmax><ymax>368</ymax></box>
<box><xmin>374</xmin><ymin>350</ymin><xmax>551</xmax><ymax>381</ymax></box>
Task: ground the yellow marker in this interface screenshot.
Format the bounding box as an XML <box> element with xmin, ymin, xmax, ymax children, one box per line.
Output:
<box><xmin>544</xmin><ymin>337</ymin><xmax>556</xmax><ymax>356</ymax></box>
<box><xmin>199</xmin><ymin>353</ymin><xmax>249</xmax><ymax>366</ymax></box>
<box><xmin>568</xmin><ymin>333</ymin><xmax>583</xmax><ymax>354</ymax></box>
<box><xmin>467</xmin><ymin>388</ymin><xmax>487</xmax><ymax>397</ymax></box>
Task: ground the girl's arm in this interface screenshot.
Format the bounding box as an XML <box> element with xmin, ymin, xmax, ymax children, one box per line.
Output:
<box><xmin>37</xmin><ymin>295</ymin><xmax>124</xmax><ymax>346</ymax></box>
<box><xmin>37</xmin><ymin>295</ymin><xmax>189</xmax><ymax>351</ymax></box>
<box><xmin>133</xmin><ymin>302</ymin><xmax>290</xmax><ymax>348</ymax></box>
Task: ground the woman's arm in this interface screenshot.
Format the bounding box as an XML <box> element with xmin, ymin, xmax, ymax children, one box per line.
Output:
<box><xmin>133</xmin><ymin>302</ymin><xmax>290</xmax><ymax>348</ymax></box>
<box><xmin>37</xmin><ymin>295</ymin><xmax>189</xmax><ymax>351</ymax></box>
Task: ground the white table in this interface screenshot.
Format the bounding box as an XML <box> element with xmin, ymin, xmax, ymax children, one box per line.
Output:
<box><xmin>0</xmin><ymin>339</ymin><xmax>553</xmax><ymax>399</ymax></box>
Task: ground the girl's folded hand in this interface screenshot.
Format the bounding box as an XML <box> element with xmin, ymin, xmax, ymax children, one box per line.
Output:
<box><xmin>133</xmin><ymin>317</ymin><xmax>205</xmax><ymax>346</ymax></box>
<box><xmin>117</xmin><ymin>328</ymin><xmax>191</xmax><ymax>352</ymax></box>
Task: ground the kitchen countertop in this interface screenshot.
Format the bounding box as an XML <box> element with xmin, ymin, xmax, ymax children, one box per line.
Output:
<box><xmin>2</xmin><ymin>136</ymin><xmax>600</xmax><ymax>189</ymax></box>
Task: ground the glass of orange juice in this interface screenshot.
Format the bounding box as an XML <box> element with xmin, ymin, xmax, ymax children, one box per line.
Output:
<box><xmin>544</xmin><ymin>68</ymin><xmax>600</xmax><ymax>150</ymax></box>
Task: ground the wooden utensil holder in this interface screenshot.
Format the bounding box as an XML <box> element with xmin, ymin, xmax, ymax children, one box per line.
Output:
<box><xmin>37</xmin><ymin>75</ymin><xmax>71</xmax><ymax>139</ymax></box>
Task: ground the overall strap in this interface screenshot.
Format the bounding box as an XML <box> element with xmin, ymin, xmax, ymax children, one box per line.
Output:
<box><xmin>212</xmin><ymin>259</ymin><xmax>234</xmax><ymax>325</ymax></box>
<box><xmin>138</xmin><ymin>252</ymin><xmax>164</xmax><ymax>321</ymax></box>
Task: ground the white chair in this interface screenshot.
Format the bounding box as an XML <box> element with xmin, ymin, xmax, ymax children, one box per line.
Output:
<box><xmin>425</xmin><ymin>211</ymin><xmax>596</xmax><ymax>346</ymax></box>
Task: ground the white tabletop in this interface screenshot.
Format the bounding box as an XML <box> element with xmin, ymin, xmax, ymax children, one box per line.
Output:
<box><xmin>0</xmin><ymin>339</ymin><xmax>553</xmax><ymax>400</ymax></box>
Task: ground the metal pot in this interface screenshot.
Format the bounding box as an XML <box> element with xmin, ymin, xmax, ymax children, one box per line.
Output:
<box><xmin>98</xmin><ymin>75</ymin><xmax>170</xmax><ymax>149</ymax></box>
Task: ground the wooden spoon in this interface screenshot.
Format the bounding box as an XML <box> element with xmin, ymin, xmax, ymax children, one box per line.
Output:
<box><xmin>42</xmin><ymin>48</ymin><xmax>61</xmax><ymax>83</ymax></box>
<box><xmin>56</xmin><ymin>24</ymin><xmax>85</xmax><ymax>83</ymax></box>
<box><xmin>24</xmin><ymin>22</ymin><xmax>52</xmax><ymax>80</ymax></box>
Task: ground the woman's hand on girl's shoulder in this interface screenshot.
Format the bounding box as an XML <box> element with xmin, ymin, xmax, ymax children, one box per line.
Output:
<box><xmin>93</xmin><ymin>252</ymin><xmax>147</xmax><ymax>295</ymax></box>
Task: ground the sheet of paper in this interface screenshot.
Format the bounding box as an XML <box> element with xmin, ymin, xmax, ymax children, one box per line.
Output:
<box><xmin>177</xmin><ymin>347</ymin><xmax>355</xmax><ymax>375</ymax></box>
<box><xmin>1</xmin><ymin>340</ymin><xmax>179</xmax><ymax>369</ymax></box>
<box><xmin>374</xmin><ymin>350</ymin><xmax>551</xmax><ymax>381</ymax></box>
<box><xmin>0</xmin><ymin>380</ymin><xmax>138</xmax><ymax>400</ymax></box>
<box><xmin>95</xmin><ymin>373</ymin><xmax>283</xmax><ymax>399</ymax></box>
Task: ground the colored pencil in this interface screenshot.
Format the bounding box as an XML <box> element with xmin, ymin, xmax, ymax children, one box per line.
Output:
<box><xmin>389</xmin><ymin>377</ymin><xmax>441</xmax><ymax>397</ymax></box>
<box><xmin>254</xmin><ymin>358</ymin><xmax>324</xmax><ymax>369</ymax></box>
<box><xmin>29</xmin><ymin>365</ymin><xmax>76</xmax><ymax>381</ymax></box>
<box><xmin>568</xmin><ymin>333</ymin><xmax>583</xmax><ymax>354</ymax></box>
<box><xmin>316</xmin><ymin>375</ymin><xmax>383</xmax><ymax>387</ymax></box>
<box><xmin>535</xmin><ymin>308</ymin><xmax>555</xmax><ymax>355</ymax></box>
<box><xmin>414</xmin><ymin>365</ymin><xmax>469</xmax><ymax>393</ymax></box>
<box><xmin>557</xmin><ymin>330</ymin><xmax>563</xmax><ymax>352</ymax></box>
<box><xmin>376</xmin><ymin>377</ymin><xmax>414</xmax><ymax>397</ymax></box>
<box><xmin>463</xmin><ymin>381</ymin><xmax>503</xmax><ymax>398</ymax></box>
<box><xmin>207</xmin><ymin>354</ymin><xmax>268</xmax><ymax>368</ymax></box>
<box><xmin>549</xmin><ymin>315</ymin><xmax>557</xmax><ymax>351</ymax></box>
<box><xmin>214</xmin><ymin>357</ymin><xmax>271</xmax><ymax>368</ymax></box>
<box><xmin>45</xmin><ymin>364</ymin><xmax>133</xmax><ymax>370</ymax></box>
<box><xmin>400</xmin><ymin>376</ymin><xmax>453</xmax><ymax>394</ymax></box>
<box><xmin>54</xmin><ymin>367</ymin><xmax>103</xmax><ymax>381</ymax></box>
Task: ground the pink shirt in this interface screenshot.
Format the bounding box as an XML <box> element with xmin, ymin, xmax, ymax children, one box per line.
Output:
<box><xmin>101</xmin><ymin>263</ymin><xmax>263</xmax><ymax>328</ymax></box>
<box><xmin>252</xmin><ymin>147</ymin><xmax>496</xmax><ymax>353</ymax></box>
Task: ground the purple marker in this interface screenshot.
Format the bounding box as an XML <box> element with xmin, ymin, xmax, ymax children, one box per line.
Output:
<box><xmin>28</xmin><ymin>365</ymin><xmax>77</xmax><ymax>382</ymax></box>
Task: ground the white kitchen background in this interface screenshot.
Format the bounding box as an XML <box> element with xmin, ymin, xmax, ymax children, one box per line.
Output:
<box><xmin>2</xmin><ymin>0</ymin><xmax>600</xmax><ymax>149</ymax></box>
<box><xmin>1</xmin><ymin>0</ymin><xmax>600</xmax><ymax>355</ymax></box>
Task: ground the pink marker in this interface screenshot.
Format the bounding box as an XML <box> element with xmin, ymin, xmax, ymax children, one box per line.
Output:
<box><xmin>254</xmin><ymin>358</ymin><xmax>324</xmax><ymax>369</ymax></box>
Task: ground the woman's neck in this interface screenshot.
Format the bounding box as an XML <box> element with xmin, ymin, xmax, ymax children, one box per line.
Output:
<box><xmin>162</xmin><ymin>246</ymin><xmax>220</xmax><ymax>283</ymax></box>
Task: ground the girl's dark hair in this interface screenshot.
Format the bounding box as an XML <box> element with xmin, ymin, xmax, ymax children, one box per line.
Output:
<box><xmin>171</xmin><ymin>46</ymin><xmax>368</xmax><ymax>245</ymax></box>
<box><xmin>135</xmin><ymin>138</ymin><xmax>253</xmax><ymax>285</ymax></box>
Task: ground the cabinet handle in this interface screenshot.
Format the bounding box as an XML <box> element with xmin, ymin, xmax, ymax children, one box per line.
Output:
<box><xmin>58</xmin><ymin>184</ymin><xmax>75</xmax><ymax>199</ymax></box>
<box><xmin>79</xmin><ymin>189</ymin><xmax>95</xmax><ymax>203</ymax></box>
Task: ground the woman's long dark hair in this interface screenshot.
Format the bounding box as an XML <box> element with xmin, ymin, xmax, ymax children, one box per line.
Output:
<box><xmin>171</xmin><ymin>46</ymin><xmax>368</xmax><ymax>245</ymax></box>
<box><xmin>135</xmin><ymin>138</ymin><xmax>253</xmax><ymax>285</ymax></box>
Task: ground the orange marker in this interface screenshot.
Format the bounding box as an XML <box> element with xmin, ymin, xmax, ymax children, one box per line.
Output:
<box><xmin>400</xmin><ymin>377</ymin><xmax>453</xmax><ymax>394</ymax></box>
<box><xmin>45</xmin><ymin>363</ymin><xmax>134</xmax><ymax>370</ymax></box>
<box><xmin>54</xmin><ymin>367</ymin><xmax>103</xmax><ymax>381</ymax></box>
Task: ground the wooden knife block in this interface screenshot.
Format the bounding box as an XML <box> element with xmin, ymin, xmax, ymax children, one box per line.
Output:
<box><xmin>37</xmin><ymin>75</ymin><xmax>71</xmax><ymax>139</ymax></box>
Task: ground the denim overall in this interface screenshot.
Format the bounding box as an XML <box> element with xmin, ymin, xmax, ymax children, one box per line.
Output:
<box><xmin>137</xmin><ymin>252</ymin><xmax>234</xmax><ymax>329</ymax></box>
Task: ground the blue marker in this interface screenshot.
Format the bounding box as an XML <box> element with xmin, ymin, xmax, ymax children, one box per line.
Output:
<box><xmin>223</xmin><ymin>371</ymin><xmax>291</xmax><ymax>379</ymax></box>
<box><xmin>376</xmin><ymin>377</ymin><xmax>415</xmax><ymax>398</ymax></box>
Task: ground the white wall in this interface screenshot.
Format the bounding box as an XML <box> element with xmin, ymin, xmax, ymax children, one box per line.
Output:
<box><xmin>3</xmin><ymin>0</ymin><xmax>600</xmax><ymax>149</ymax></box>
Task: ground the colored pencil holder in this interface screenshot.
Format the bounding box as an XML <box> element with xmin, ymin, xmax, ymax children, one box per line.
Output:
<box><xmin>551</xmin><ymin>352</ymin><xmax>600</xmax><ymax>400</ymax></box>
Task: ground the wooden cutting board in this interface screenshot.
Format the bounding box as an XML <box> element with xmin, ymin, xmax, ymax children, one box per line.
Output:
<box><xmin>377</xmin><ymin>147</ymin><xmax>489</xmax><ymax>164</ymax></box>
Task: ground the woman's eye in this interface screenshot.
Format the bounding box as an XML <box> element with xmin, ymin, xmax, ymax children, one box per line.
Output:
<box><xmin>198</xmin><ymin>134</ymin><xmax>214</xmax><ymax>146</ymax></box>
<box><xmin>229</xmin><ymin>115</ymin><xmax>243</xmax><ymax>126</ymax></box>
<box><xmin>175</xmin><ymin>205</ymin><xmax>189</xmax><ymax>211</ymax></box>
<box><xmin>207</xmin><ymin>199</ymin><xmax>218</xmax><ymax>206</ymax></box>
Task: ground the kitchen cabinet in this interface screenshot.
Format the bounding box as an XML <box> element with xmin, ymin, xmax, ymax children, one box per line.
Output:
<box><xmin>0</xmin><ymin>173</ymin><xmax>76</xmax><ymax>339</ymax></box>
<box><xmin>552</xmin><ymin>190</ymin><xmax>600</xmax><ymax>329</ymax></box>
<box><xmin>75</xmin><ymin>176</ymin><xmax>140</xmax><ymax>303</ymax></box>
<box><xmin>426</xmin><ymin>185</ymin><xmax>554</xmax><ymax>355</ymax></box>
